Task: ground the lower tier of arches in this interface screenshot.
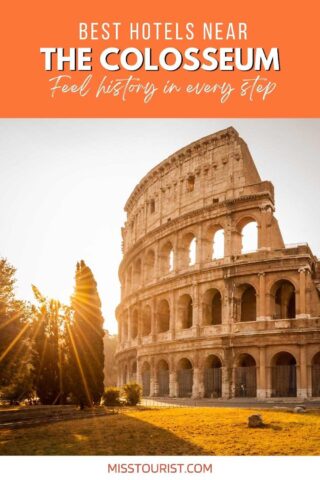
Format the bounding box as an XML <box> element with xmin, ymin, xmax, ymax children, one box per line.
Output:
<box><xmin>117</xmin><ymin>349</ymin><xmax>320</xmax><ymax>399</ymax></box>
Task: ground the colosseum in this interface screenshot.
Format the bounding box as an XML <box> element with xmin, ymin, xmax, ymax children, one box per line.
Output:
<box><xmin>115</xmin><ymin>127</ymin><xmax>320</xmax><ymax>400</ymax></box>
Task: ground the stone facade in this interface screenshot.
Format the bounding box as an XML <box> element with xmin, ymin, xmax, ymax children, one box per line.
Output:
<box><xmin>115</xmin><ymin>127</ymin><xmax>320</xmax><ymax>400</ymax></box>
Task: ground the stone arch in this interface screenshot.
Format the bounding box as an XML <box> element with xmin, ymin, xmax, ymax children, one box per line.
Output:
<box><xmin>157</xmin><ymin>299</ymin><xmax>170</xmax><ymax>333</ymax></box>
<box><xmin>234</xmin><ymin>353</ymin><xmax>257</xmax><ymax>397</ymax></box>
<box><xmin>126</xmin><ymin>265</ymin><xmax>133</xmax><ymax>293</ymax></box>
<box><xmin>271</xmin><ymin>351</ymin><xmax>297</xmax><ymax>397</ymax></box>
<box><xmin>131</xmin><ymin>361</ymin><xmax>137</xmax><ymax>382</ymax></box>
<box><xmin>141</xmin><ymin>304</ymin><xmax>152</xmax><ymax>336</ymax></box>
<box><xmin>204</xmin><ymin>355</ymin><xmax>222</xmax><ymax>398</ymax></box>
<box><xmin>203</xmin><ymin>224</ymin><xmax>225</xmax><ymax>261</ymax></box>
<box><xmin>157</xmin><ymin>359</ymin><xmax>170</xmax><ymax>396</ymax></box>
<box><xmin>122</xmin><ymin>364</ymin><xmax>128</xmax><ymax>385</ymax></box>
<box><xmin>239</xmin><ymin>284</ymin><xmax>257</xmax><ymax>322</ymax></box>
<box><xmin>212</xmin><ymin>229</ymin><xmax>225</xmax><ymax>259</ymax></box>
<box><xmin>202</xmin><ymin>288</ymin><xmax>222</xmax><ymax>325</ymax></box>
<box><xmin>160</xmin><ymin>240</ymin><xmax>174</xmax><ymax>274</ymax></box>
<box><xmin>122</xmin><ymin>310</ymin><xmax>129</xmax><ymax>340</ymax></box>
<box><xmin>133</xmin><ymin>258</ymin><xmax>142</xmax><ymax>288</ymax></box>
<box><xmin>312</xmin><ymin>352</ymin><xmax>320</xmax><ymax>397</ymax></box>
<box><xmin>271</xmin><ymin>279</ymin><xmax>296</xmax><ymax>319</ymax></box>
<box><xmin>237</xmin><ymin>216</ymin><xmax>259</xmax><ymax>254</ymax></box>
<box><xmin>131</xmin><ymin>308</ymin><xmax>139</xmax><ymax>339</ymax></box>
<box><xmin>180</xmin><ymin>232</ymin><xmax>197</xmax><ymax>267</ymax></box>
<box><xmin>141</xmin><ymin>361</ymin><xmax>151</xmax><ymax>396</ymax></box>
<box><xmin>178</xmin><ymin>294</ymin><xmax>193</xmax><ymax>329</ymax></box>
<box><xmin>186</xmin><ymin>174</ymin><xmax>195</xmax><ymax>192</ymax></box>
<box><xmin>177</xmin><ymin>358</ymin><xmax>193</xmax><ymax>397</ymax></box>
<box><xmin>144</xmin><ymin>249</ymin><xmax>155</xmax><ymax>282</ymax></box>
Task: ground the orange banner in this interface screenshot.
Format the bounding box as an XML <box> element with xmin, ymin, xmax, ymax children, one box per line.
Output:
<box><xmin>1</xmin><ymin>0</ymin><xmax>319</xmax><ymax>117</ymax></box>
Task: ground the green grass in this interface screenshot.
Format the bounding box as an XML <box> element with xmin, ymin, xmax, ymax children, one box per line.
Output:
<box><xmin>1</xmin><ymin>407</ymin><xmax>320</xmax><ymax>455</ymax></box>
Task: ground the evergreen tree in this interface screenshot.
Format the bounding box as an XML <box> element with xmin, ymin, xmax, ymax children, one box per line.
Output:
<box><xmin>68</xmin><ymin>260</ymin><xmax>105</xmax><ymax>406</ymax></box>
<box><xmin>0</xmin><ymin>258</ymin><xmax>30</xmax><ymax>397</ymax></box>
<box><xmin>31</xmin><ymin>287</ymin><xmax>67</xmax><ymax>404</ymax></box>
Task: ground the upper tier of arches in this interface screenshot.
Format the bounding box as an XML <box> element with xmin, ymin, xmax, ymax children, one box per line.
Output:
<box><xmin>122</xmin><ymin>216</ymin><xmax>266</xmax><ymax>295</ymax></box>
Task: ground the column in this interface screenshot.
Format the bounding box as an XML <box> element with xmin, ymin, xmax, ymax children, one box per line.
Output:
<box><xmin>221</xmin><ymin>366</ymin><xmax>230</xmax><ymax>399</ymax></box>
<box><xmin>258</xmin><ymin>272</ymin><xmax>266</xmax><ymax>320</ymax></box>
<box><xmin>136</xmin><ymin>360</ymin><xmax>142</xmax><ymax>387</ymax></box>
<box><xmin>192</xmin><ymin>282</ymin><xmax>200</xmax><ymax>337</ymax></box>
<box><xmin>172</xmin><ymin>232</ymin><xmax>179</xmax><ymax>273</ymax></box>
<box><xmin>196</xmin><ymin>223</ymin><xmax>203</xmax><ymax>265</ymax></box>
<box><xmin>298</xmin><ymin>345</ymin><xmax>308</xmax><ymax>398</ymax></box>
<box><xmin>127</xmin><ymin>309</ymin><xmax>132</xmax><ymax>347</ymax></box>
<box><xmin>224</xmin><ymin>218</ymin><xmax>232</xmax><ymax>258</ymax></box>
<box><xmin>151</xmin><ymin>361</ymin><xmax>158</xmax><ymax>397</ymax></box>
<box><xmin>169</xmin><ymin>371</ymin><xmax>178</xmax><ymax>397</ymax></box>
<box><xmin>298</xmin><ymin>267</ymin><xmax>306</xmax><ymax>318</ymax></box>
<box><xmin>231</xmin><ymin>365</ymin><xmax>237</xmax><ymax>398</ymax></box>
<box><xmin>137</xmin><ymin>303</ymin><xmax>142</xmax><ymax>345</ymax></box>
<box><xmin>258</xmin><ymin>347</ymin><xmax>267</xmax><ymax>398</ymax></box>
<box><xmin>192</xmin><ymin>367</ymin><xmax>200</xmax><ymax>399</ymax></box>
<box><xmin>169</xmin><ymin>290</ymin><xmax>176</xmax><ymax>340</ymax></box>
<box><xmin>154</xmin><ymin>241</ymin><xmax>160</xmax><ymax>281</ymax></box>
<box><xmin>259</xmin><ymin>206</ymin><xmax>272</xmax><ymax>250</ymax></box>
<box><xmin>230</xmin><ymin>227</ymin><xmax>242</xmax><ymax>256</ymax></box>
<box><xmin>151</xmin><ymin>297</ymin><xmax>157</xmax><ymax>342</ymax></box>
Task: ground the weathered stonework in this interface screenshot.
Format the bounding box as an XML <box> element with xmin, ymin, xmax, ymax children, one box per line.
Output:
<box><xmin>115</xmin><ymin>127</ymin><xmax>320</xmax><ymax>400</ymax></box>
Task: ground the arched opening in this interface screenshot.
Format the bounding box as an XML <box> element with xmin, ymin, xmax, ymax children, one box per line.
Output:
<box><xmin>126</xmin><ymin>266</ymin><xmax>132</xmax><ymax>293</ymax></box>
<box><xmin>131</xmin><ymin>361</ymin><xmax>137</xmax><ymax>382</ymax></box>
<box><xmin>189</xmin><ymin>237</ymin><xmax>197</xmax><ymax>266</ymax></box>
<box><xmin>144</xmin><ymin>249</ymin><xmax>155</xmax><ymax>282</ymax></box>
<box><xmin>212</xmin><ymin>229</ymin><xmax>224</xmax><ymax>259</ymax></box>
<box><xmin>178</xmin><ymin>294</ymin><xmax>193</xmax><ymax>329</ymax></box>
<box><xmin>180</xmin><ymin>233</ymin><xmax>197</xmax><ymax>267</ymax></box>
<box><xmin>122</xmin><ymin>365</ymin><xmax>128</xmax><ymax>385</ymax></box>
<box><xmin>240</xmin><ymin>285</ymin><xmax>256</xmax><ymax>322</ymax></box>
<box><xmin>149</xmin><ymin>198</ymin><xmax>155</xmax><ymax>214</ymax></box>
<box><xmin>186</xmin><ymin>175</ymin><xmax>195</xmax><ymax>192</ymax></box>
<box><xmin>204</xmin><ymin>355</ymin><xmax>222</xmax><ymax>398</ymax></box>
<box><xmin>131</xmin><ymin>309</ymin><xmax>138</xmax><ymax>339</ymax></box>
<box><xmin>157</xmin><ymin>299</ymin><xmax>170</xmax><ymax>333</ymax></box>
<box><xmin>177</xmin><ymin>358</ymin><xmax>193</xmax><ymax>397</ymax></box>
<box><xmin>122</xmin><ymin>311</ymin><xmax>128</xmax><ymax>340</ymax></box>
<box><xmin>133</xmin><ymin>259</ymin><xmax>142</xmax><ymax>288</ymax></box>
<box><xmin>273</xmin><ymin>280</ymin><xmax>296</xmax><ymax>319</ymax></box>
<box><xmin>312</xmin><ymin>352</ymin><xmax>320</xmax><ymax>397</ymax></box>
<box><xmin>157</xmin><ymin>360</ymin><xmax>169</xmax><ymax>396</ymax></box>
<box><xmin>202</xmin><ymin>289</ymin><xmax>222</xmax><ymax>325</ymax></box>
<box><xmin>235</xmin><ymin>354</ymin><xmax>257</xmax><ymax>397</ymax></box>
<box><xmin>160</xmin><ymin>241</ymin><xmax>174</xmax><ymax>274</ymax></box>
<box><xmin>271</xmin><ymin>352</ymin><xmax>297</xmax><ymax>397</ymax></box>
<box><xmin>141</xmin><ymin>305</ymin><xmax>151</xmax><ymax>336</ymax></box>
<box><xmin>141</xmin><ymin>362</ymin><xmax>151</xmax><ymax>396</ymax></box>
<box><xmin>241</xmin><ymin>220</ymin><xmax>258</xmax><ymax>253</ymax></box>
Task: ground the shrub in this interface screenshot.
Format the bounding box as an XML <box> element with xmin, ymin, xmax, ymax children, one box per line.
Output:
<box><xmin>122</xmin><ymin>383</ymin><xmax>142</xmax><ymax>406</ymax></box>
<box><xmin>102</xmin><ymin>387</ymin><xmax>121</xmax><ymax>406</ymax></box>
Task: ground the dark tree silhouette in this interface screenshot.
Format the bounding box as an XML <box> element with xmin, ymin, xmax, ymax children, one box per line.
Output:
<box><xmin>0</xmin><ymin>258</ymin><xmax>30</xmax><ymax>399</ymax></box>
<box><xmin>68</xmin><ymin>260</ymin><xmax>105</xmax><ymax>407</ymax></box>
<box><xmin>31</xmin><ymin>287</ymin><xmax>67</xmax><ymax>404</ymax></box>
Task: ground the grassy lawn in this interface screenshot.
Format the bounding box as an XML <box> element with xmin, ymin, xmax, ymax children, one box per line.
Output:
<box><xmin>1</xmin><ymin>407</ymin><xmax>320</xmax><ymax>455</ymax></box>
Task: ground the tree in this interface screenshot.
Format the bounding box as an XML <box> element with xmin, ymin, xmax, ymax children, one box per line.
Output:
<box><xmin>31</xmin><ymin>286</ymin><xmax>67</xmax><ymax>404</ymax></box>
<box><xmin>0</xmin><ymin>258</ymin><xmax>30</xmax><ymax>399</ymax></box>
<box><xmin>67</xmin><ymin>260</ymin><xmax>105</xmax><ymax>406</ymax></box>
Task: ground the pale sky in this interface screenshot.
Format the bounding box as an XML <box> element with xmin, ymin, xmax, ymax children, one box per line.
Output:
<box><xmin>0</xmin><ymin>119</ymin><xmax>319</xmax><ymax>334</ymax></box>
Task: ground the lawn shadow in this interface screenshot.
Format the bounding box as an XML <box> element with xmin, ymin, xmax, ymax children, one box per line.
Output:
<box><xmin>0</xmin><ymin>409</ymin><xmax>210</xmax><ymax>455</ymax></box>
<box><xmin>103</xmin><ymin>411</ymin><xmax>209</xmax><ymax>455</ymax></box>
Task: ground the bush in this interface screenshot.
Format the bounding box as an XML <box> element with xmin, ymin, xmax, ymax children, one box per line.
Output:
<box><xmin>122</xmin><ymin>383</ymin><xmax>142</xmax><ymax>406</ymax></box>
<box><xmin>102</xmin><ymin>387</ymin><xmax>121</xmax><ymax>406</ymax></box>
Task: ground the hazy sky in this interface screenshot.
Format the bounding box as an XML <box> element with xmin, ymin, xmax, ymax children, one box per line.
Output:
<box><xmin>0</xmin><ymin>119</ymin><xmax>319</xmax><ymax>333</ymax></box>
